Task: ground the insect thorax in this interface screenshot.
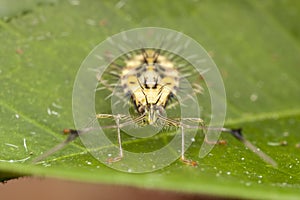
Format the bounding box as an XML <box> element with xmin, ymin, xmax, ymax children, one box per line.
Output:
<box><xmin>120</xmin><ymin>49</ymin><xmax>179</xmax><ymax>122</ymax></box>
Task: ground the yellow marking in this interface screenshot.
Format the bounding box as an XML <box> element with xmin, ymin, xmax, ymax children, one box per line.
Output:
<box><xmin>120</xmin><ymin>49</ymin><xmax>180</xmax><ymax>115</ymax></box>
<box><xmin>147</xmin><ymin>65</ymin><xmax>154</xmax><ymax>71</ymax></box>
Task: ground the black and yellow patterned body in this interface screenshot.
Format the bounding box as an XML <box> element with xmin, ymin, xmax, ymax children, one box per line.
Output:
<box><xmin>120</xmin><ymin>49</ymin><xmax>180</xmax><ymax>124</ymax></box>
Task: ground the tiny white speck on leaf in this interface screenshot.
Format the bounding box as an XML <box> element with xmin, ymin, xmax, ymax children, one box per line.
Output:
<box><xmin>86</xmin><ymin>161</ymin><xmax>92</xmax><ymax>165</ymax></box>
<box><xmin>47</xmin><ymin>108</ymin><xmax>51</xmax><ymax>115</ymax></box>
<box><xmin>250</xmin><ymin>93</ymin><xmax>258</xmax><ymax>102</ymax></box>
<box><xmin>23</xmin><ymin>138</ymin><xmax>28</xmax><ymax>152</ymax></box>
<box><xmin>52</xmin><ymin>102</ymin><xmax>62</xmax><ymax>109</ymax></box>
<box><xmin>283</xmin><ymin>131</ymin><xmax>289</xmax><ymax>137</ymax></box>
<box><xmin>69</xmin><ymin>0</ymin><xmax>80</xmax><ymax>6</ymax></box>
<box><xmin>86</xmin><ymin>19</ymin><xmax>96</xmax><ymax>26</ymax></box>
<box><xmin>115</xmin><ymin>0</ymin><xmax>126</xmax><ymax>9</ymax></box>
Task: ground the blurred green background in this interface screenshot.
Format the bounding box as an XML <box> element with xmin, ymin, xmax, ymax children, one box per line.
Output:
<box><xmin>0</xmin><ymin>0</ymin><xmax>300</xmax><ymax>199</ymax></box>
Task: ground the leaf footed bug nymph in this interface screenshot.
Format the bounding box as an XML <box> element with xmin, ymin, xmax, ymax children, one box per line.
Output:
<box><xmin>33</xmin><ymin>49</ymin><xmax>277</xmax><ymax>168</ymax></box>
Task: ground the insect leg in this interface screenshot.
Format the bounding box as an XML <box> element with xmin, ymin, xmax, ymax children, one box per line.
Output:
<box><xmin>161</xmin><ymin>116</ymin><xmax>277</xmax><ymax>167</ymax></box>
<box><xmin>178</xmin><ymin>117</ymin><xmax>226</xmax><ymax>145</ymax></box>
<box><xmin>107</xmin><ymin>115</ymin><xmax>124</xmax><ymax>163</ymax></box>
<box><xmin>179</xmin><ymin>125</ymin><xmax>198</xmax><ymax>167</ymax></box>
<box><xmin>32</xmin><ymin>114</ymin><xmax>126</xmax><ymax>163</ymax></box>
<box><xmin>185</xmin><ymin>121</ymin><xmax>277</xmax><ymax>167</ymax></box>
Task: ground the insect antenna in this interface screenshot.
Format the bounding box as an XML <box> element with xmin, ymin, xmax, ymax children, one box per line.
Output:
<box><xmin>32</xmin><ymin>113</ymin><xmax>146</xmax><ymax>163</ymax></box>
<box><xmin>157</xmin><ymin>114</ymin><xmax>277</xmax><ymax>167</ymax></box>
<box><xmin>32</xmin><ymin>129</ymin><xmax>80</xmax><ymax>163</ymax></box>
<box><xmin>140</xmin><ymin>48</ymin><xmax>148</xmax><ymax>63</ymax></box>
<box><xmin>153</xmin><ymin>49</ymin><xmax>161</xmax><ymax>63</ymax></box>
<box><xmin>226</xmin><ymin>128</ymin><xmax>278</xmax><ymax>168</ymax></box>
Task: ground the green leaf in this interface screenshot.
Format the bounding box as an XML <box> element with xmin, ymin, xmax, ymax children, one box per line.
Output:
<box><xmin>1</xmin><ymin>0</ymin><xmax>300</xmax><ymax>199</ymax></box>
